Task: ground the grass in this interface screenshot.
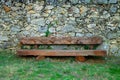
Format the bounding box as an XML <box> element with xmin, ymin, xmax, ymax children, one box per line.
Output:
<box><xmin>0</xmin><ymin>50</ymin><xmax>120</xmax><ymax>80</ymax></box>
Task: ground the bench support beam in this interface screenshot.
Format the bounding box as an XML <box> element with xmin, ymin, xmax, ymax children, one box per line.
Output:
<box><xmin>75</xmin><ymin>56</ymin><xmax>86</xmax><ymax>62</ymax></box>
<box><xmin>17</xmin><ymin>50</ymin><xmax>106</xmax><ymax>56</ymax></box>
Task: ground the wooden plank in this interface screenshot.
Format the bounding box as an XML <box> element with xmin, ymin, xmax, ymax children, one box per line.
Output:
<box><xmin>36</xmin><ymin>56</ymin><xmax>45</xmax><ymax>60</ymax></box>
<box><xmin>17</xmin><ymin>50</ymin><xmax>106</xmax><ymax>56</ymax></box>
<box><xmin>20</xmin><ymin>36</ymin><xmax>102</xmax><ymax>45</ymax></box>
<box><xmin>75</xmin><ymin>56</ymin><xmax>86</xmax><ymax>62</ymax></box>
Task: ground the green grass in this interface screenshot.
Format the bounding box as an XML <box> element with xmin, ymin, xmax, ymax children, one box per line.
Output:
<box><xmin>0</xmin><ymin>50</ymin><xmax>120</xmax><ymax>80</ymax></box>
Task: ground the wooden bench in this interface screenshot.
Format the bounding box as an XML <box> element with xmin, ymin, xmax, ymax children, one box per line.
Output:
<box><xmin>17</xmin><ymin>36</ymin><xmax>106</xmax><ymax>62</ymax></box>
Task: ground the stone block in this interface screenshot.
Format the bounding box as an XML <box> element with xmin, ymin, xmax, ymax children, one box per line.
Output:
<box><xmin>76</xmin><ymin>33</ymin><xmax>84</xmax><ymax>37</ymax></box>
<box><xmin>109</xmin><ymin>0</ymin><xmax>117</xmax><ymax>3</ymax></box>
<box><xmin>110</xmin><ymin>45</ymin><xmax>119</xmax><ymax>54</ymax></box>
<box><xmin>31</xmin><ymin>18</ymin><xmax>45</xmax><ymax>26</ymax></box>
<box><xmin>70</xmin><ymin>0</ymin><xmax>79</xmax><ymax>4</ymax></box>
<box><xmin>46</xmin><ymin>0</ymin><xmax>57</xmax><ymax>5</ymax></box>
<box><xmin>0</xmin><ymin>35</ymin><xmax>9</xmax><ymax>41</ymax></box>
<box><xmin>11</xmin><ymin>26</ymin><xmax>20</xmax><ymax>32</ymax></box>
<box><xmin>38</xmin><ymin>26</ymin><xmax>47</xmax><ymax>33</ymax></box>
<box><xmin>110</xmin><ymin>6</ymin><xmax>117</xmax><ymax>13</ymax></box>
<box><xmin>0</xmin><ymin>25</ymin><xmax>4</xmax><ymax>30</ymax></box>
<box><xmin>81</xmin><ymin>0</ymin><xmax>91</xmax><ymax>3</ymax></box>
<box><xmin>62</xmin><ymin>24</ymin><xmax>75</xmax><ymax>32</ymax></box>
<box><xmin>107</xmin><ymin>32</ymin><xmax>117</xmax><ymax>39</ymax></box>
<box><xmin>95</xmin><ymin>0</ymin><xmax>108</xmax><ymax>4</ymax></box>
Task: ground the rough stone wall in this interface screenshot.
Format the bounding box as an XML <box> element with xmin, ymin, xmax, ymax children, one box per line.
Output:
<box><xmin>0</xmin><ymin>0</ymin><xmax>120</xmax><ymax>55</ymax></box>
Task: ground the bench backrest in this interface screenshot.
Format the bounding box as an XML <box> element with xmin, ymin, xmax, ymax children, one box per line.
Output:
<box><xmin>20</xmin><ymin>36</ymin><xmax>103</xmax><ymax>45</ymax></box>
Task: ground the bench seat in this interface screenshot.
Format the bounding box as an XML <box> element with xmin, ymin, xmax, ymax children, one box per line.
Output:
<box><xmin>17</xmin><ymin>36</ymin><xmax>107</xmax><ymax>62</ymax></box>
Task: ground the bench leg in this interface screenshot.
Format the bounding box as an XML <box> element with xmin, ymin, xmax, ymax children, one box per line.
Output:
<box><xmin>75</xmin><ymin>56</ymin><xmax>86</xmax><ymax>62</ymax></box>
<box><xmin>36</xmin><ymin>56</ymin><xmax>45</xmax><ymax>60</ymax></box>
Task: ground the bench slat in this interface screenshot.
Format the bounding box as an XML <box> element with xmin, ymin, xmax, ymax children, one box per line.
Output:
<box><xmin>20</xmin><ymin>36</ymin><xmax>102</xmax><ymax>45</ymax></box>
<box><xmin>17</xmin><ymin>50</ymin><xmax>106</xmax><ymax>56</ymax></box>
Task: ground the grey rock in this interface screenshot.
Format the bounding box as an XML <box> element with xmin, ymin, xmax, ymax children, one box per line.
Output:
<box><xmin>62</xmin><ymin>5</ymin><xmax>71</xmax><ymax>8</ymax></box>
<box><xmin>34</xmin><ymin>5</ymin><xmax>43</xmax><ymax>11</ymax></box>
<box><xmin>42</xmin><ymin>13</ymin><xmax>49</xmax><ymax>17</ymax></box>
<box><xmin>114</xmin><ymin>50</ymin><xmax>120</xmax><ymax>56</ymax></box>
<box><xmin>110</xmin><ymin>45</ymin><xmax>119</xmax><ymax>54</ymax></box>
<box><xmin>16</xmin><ymin>11</ymin><xmax>23</xmax><ymax>15</ymax></box>
<box><xmin>74</xmin><ymin>14</ymin><xmax>80</xmax><ymax>17</ymax></box>
<box><xmin>0</xmin><ymin>44</ymin><xmax>3</xmax><ymax>49</ymax></box>
<box><xmin>62</xmin><ymin>24</ymin><xmax>75</xmax><ymax>32</ymax></box>
<box><xmin>5</xmin><ymin>1</ymin><xmax>12</xmax><ymax>6</ymax></box>
<box><xmin>87</xmin><ymin>24</ymin><xmax>96</xmax><ymax>28</ymax></box>
<box><xmin>112</xmin><ymin>16</ymin><xmax>120</xmax><ymax>21</ymax></box>
<box><xmin>0</xmin><ymin>35</ymin><xmax>9</xmax><ymax>41</ymax></box>
<box><xmin>97</xmin><ymin>0</ymin><xmax>108</xmax><ymax>4</ymax></box>
<box><xmin>16</xmin><ymin>33</ymin><xmax>25</xmax><ymax>39</ymax></box>
<box><xmin>117</xmin><ymin>50</ymin><xmax>120</xmax><ymax>56</ymax></box>
<box><xmin>11</xmin><ymin>26</ymin><xmax>20</xmax><ymax>32</ymax></box>
<box><xmin>109</xmin><ymin>27</ymin><xmax>116</xmax><ymax>31</ymax></box>
<box><xmin>45</xmin><ymin>5</ymin><xmax>54</xmax><ymax>9</ymax></box>
<box><xmin>46</xmin><ymin>0</ymin><xmax>57</xmax><ymax>5</ymax></box>
<box><xmin>31</xmin><ymin>13</ymin><xmax>40</xmax><ymax>19</ymax></box>
<box><xmin>11</xmin><ymin>7</ymin><xmax>20</xmax><ymax>11</ymax></box>
<box><xmin>46</xmin><ymin>20</ymin><xmax>51</xmax><ymax>24</ymax></box>
<box><xmin>1</xmin><ymin>0</ymin><xmax>5</xmax><ymax>3</ymax></box>
<box><xmin>76</xmin><ymin>33</ymin><xmax>84</xmax><ymax>37</ymax></box>
<box><xmin>3</xmin><ymin>42</ymin><xmax>13</xmax><ymax>49</ymax></box>
<box><xmin>70</xmin><ymin>0</ymin><xmax>79</xmax><ymax>4</ymax></box>
<box><xmin>67</xmin><ymin>20</ymin><xmax>76</xmax><ymax>25</ymax></box>
<box><xmin>97</xmin><ymin>42</ymin><xmax>110</xmax><ymax>53</ymax></box>
<box><xmin>84</xmin><ymin>0</ymin><xmax>91</xmax><ymax>3</ymax></box>
<box><xmin>30</xmin><ymin>32</ymin><xmax>38</xmax><ymax>37</ymax></box>
<box><xmin>15</xmin><ymin>15</ymin><xmax>23</xmax><ymax>20</ymax></box>
<box><xmin>80</xmin><ymin>0</ymin><xmax>91</xmax><ymax>3</ymax></box>
<box><xmin>0</xmin><ymin>19</ymin><xmax>4</xmax><ymax>23</ymax></box>
<box><xmin>22</xmin><ymin>31</ymin><xmax>30</xmax><ymax>36</ymax></box>
<box><xmin>109</xmin><ymin>0</ymin><xmax>117</xmax><ymax>3</ymax></box>
<box><xmin>15</xmin><ymin>3</ymin><xmax>22</xmax><ymax>7</ymax></box>
<box><xmin>107</xmin><ymin>32</ymin><xmax>117</xmax><ymax>39</ymax></box>
<box><xmin>31</xmin><ymin>18</ymin><xmax>45</xmax><ymax>26</ymax></box>
<box><xmin>102</xmin><ymin>11</ymin><xmax>111</xmax><ymax>19</ymax></box>
<box><xmin>56</xmin><ymin>26</ymin><xmax>63</xmax><ymax>31</ymax></box>
<box><xmin>38</xmin><ymin>26</ymin><xmax>47</xmax><ymax>33</ymax></box>
<box><xmin>27</xmin><ymin>17</ymin><xmax>31</xmax><ymax>24</ymax></box>
<box><xmin>49</xmin><ymin>27</ymin><xmax>56</xmax><ymax>33</ymax></box>
<box><xmin>72</xmin><ymin>7</ymin><xmax>79</xmax><ymax>13</ymax></box>
<box><xmin>3</xmin><ymin>18</ymin><xmax>12</xmax><ymax>22</ymax></box>
<box><xmin>110</xmin><ymin>6</ymin><xmax>117</xmax><ymax>13</ymax></box>
<box><xmin>40</xmin><ymin>33</ymin><xmax>46</xmax><ymax>36</ymax></box>
<box><xmin>117</xmin><ymin>31</ymin><xmax>120</xmax><ymax>37</ymax></box>
<box><xmin>0</xmin><ymin>25</ymin><xmax>4</xmax><ymax>30</ymax></box>
<box><xmin>85</xmin><ymin>33</ymin><xmax>93</xmax><ymax>37</ymax></box>
<box><xmin>75</xmin><ymin>17</ymin><xmax>85</xmax><ymax>23</ymax></box>
<box><xmin>69</xmin><ymin>17</ymin><xmax>75</xmax><ymax>21</ymax></box>
<box><xmin>68</xmin><ymin>33</ymin><xmax>75</xmax><ymax>36</ymax></box>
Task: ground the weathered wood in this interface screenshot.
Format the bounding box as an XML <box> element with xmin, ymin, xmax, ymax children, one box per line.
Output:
<box><xmin>75</xmin><ymin>56</ymin><xmax>86</xmax><ymax>62</ymax></box>
<box><xmin>17</xmin><ymin>36</ymin><xmax>106</xmax><ymax>62</ymax></box>
<box><xmin>36</xmin><ymin>56</ymin><xmax>45</xmax><ymax>60</ymax></box>
<box><xmin>17</xmin><ymin>50</ymin><xmax>106</xmax><ymax>56</ymax></box>
<box><xmin>20</xmin><ymin>36</ymin><xmax>102</xmax><ymax>45</ymax></box>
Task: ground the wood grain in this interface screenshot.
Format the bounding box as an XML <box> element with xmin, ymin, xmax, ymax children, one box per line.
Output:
<box><xmin>20</xmin><ymin>36</ymin><xmax>103</xmax><ymax>45</ymax></box>
<box><xmin>17</xmin><ymin>50</ymin><xmax>106</xmax><ymax>56</ymax></box>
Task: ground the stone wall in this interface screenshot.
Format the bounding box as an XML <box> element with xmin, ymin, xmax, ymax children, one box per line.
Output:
<box><xmin>0</xmin><ymin>0</ymin><xmax>120</xmax><ymax>55</ymax></box>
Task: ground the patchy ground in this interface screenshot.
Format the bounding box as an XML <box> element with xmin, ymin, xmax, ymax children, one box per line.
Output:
<box><xmin>0</xmin><ymin>50</ymin><xmax>120</xmax><ymax>80</ymax></box>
